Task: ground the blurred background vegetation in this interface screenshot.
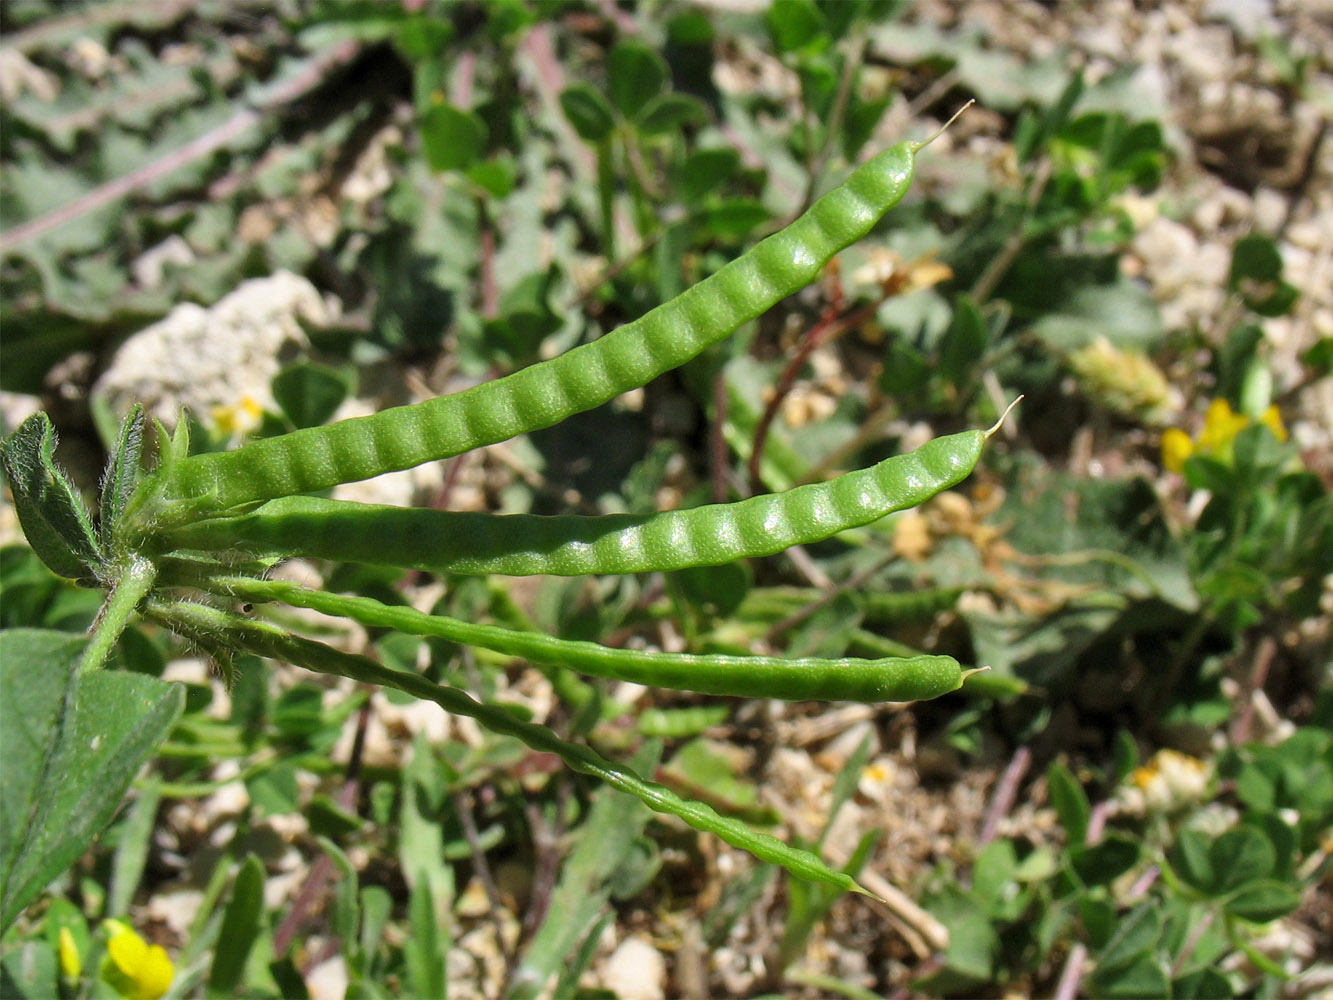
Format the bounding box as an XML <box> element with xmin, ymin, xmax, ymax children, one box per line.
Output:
<box><xmin>1</xmin><ymin>1</ymin><xmax>1330</xmax><ymax>997</ymax></box>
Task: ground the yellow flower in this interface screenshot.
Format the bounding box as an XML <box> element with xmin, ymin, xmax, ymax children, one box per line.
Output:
<box><xmin>1196</xmin><ymin>398</ymin><xmax>1250</xmax><ymax>453</ymax></box>
<box><xmin>1160</xmin><ymin>427</ymin><xmax>1194</xmax><ymax>473</ymax></box>
<box><xmin>1161</xmin><ymin>398</ymin><xmax>1289</xmax><ymax>472</ymax></box>
<box><xmin>100</xmin><ymin>920</ymin><xmax>174</xmax><ymax>1000</ymax></box>
<box><xmin>58</xmin><ymin>926</ymin><xmax>82</xmax><ymax>981</ymax></box>
<box><xmin>1259</xmin><ymin>405</ymin><xmax>1288</xmax><ymax>442</ymax></box>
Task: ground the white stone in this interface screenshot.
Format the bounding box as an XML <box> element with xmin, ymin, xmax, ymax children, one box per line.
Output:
<box><xmin>602</xmin><ymin>936</ymin><xmax>667</xmax><ymax>1000</ymax></box>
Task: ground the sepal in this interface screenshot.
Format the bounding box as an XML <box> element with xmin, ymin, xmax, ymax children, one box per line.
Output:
<box><xmin>0</xmin><ymin>413</ymin><xmax>103</xmax><ymax>582</ymax></box>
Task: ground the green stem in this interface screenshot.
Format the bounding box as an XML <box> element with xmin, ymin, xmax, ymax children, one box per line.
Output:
<box><xmin>78</xmin><ymin>555</ymin><xmax>156</xmax><ymax>675</ymax></box>
<box><xmin>144</xmin><ymin>598</ymin><xmax>866</xmax><ymax>895</ymax></box>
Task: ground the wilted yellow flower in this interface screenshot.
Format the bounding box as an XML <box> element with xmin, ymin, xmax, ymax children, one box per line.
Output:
<box><xmin>1130</xmin><ymin>749</ymin><xmax>1210</xmax><ymax>811</ymax></box>
<box><xmin>100</xmin><ymin>920</ymin><xmax>173</xmax><ymax>1000</ymax></box>
<box><xmin>1067</xmin><ymin>336</ymin><xmax>1172</xmax><ymax>424</ymax></box>
<box><xmin>210</xmin><ymin>394</ymin><xmax>264</xmax><ymax>436</ymax></box>
<box><xmin>58</xmin><ymin>926</ymin><xmax>82</xmax><ymax>981</ymax></box>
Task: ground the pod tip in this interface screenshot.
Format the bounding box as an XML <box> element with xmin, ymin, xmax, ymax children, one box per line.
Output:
<box><xmin>913</xmin><ymin>99</ymin><xmax>976</xmax><ymax>153</ymax></box>
<box><xmin>985</xmin><ymin>396</ymin><xmax>1023</xmax><ymax>439</ymax></box>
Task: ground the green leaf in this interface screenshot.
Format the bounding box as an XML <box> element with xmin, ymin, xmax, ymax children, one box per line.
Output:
<box><xmin>466</xmin><ymin>156</ymin><xmax>518</xmax><ymax>199</ymax></box>
<box><xmin>1069</xmin><ymin>834</ymin><xmax>1139</xmax><ymax>886</ymax></box>
<box><xmin>0</xmin><ymin>940</ymin><xmax>57</xmax><ymax>999</ymax></box>
<box><xmin>1047</xmin><ymin>761</ymin><xmax>1091</xmax><ymax>846</ymax></box>
<box><xmin>272</xmin><ymin>363</ymin><xmax>350</xmax><ymax>430</ymax></box>
<box><xmin>420</xmin><ymin>101</ymin><xmax>488</xmax><ymax>172</ymax></box>
<box><xmin>1209</xmin><ymin>825</ymin><xmax>1275</xmax><ymax>892</ymax></box>
<box><xmin>107</xmin><ymin>778</ymin><xmax>161</xmax><ymax>918</ymax></box>
<box><xmin>394</xmin><ymin>15</ymin><xmax>454</xmax><ymax>59</ymax></box>
<box><xmin>1088</xmin><ymin>953</ymin><xmax>1171</xmax><ymax>1000</ymax></box>
<box><xmin>0</xmin><ymin>413</ymin><xmax>102</xmax><ymax>582</ymax></box>
<box><xmin>940</xmin><ymin>294</ymin><xmax>988</xmax><ymax>388</ymax></box>
<box><xmin>1095</xmin><ymin>903</ymin><xmax>1161</xmax><ymax>975</ymax></box>
<box><xmin>1229</xmin><ymin>234</ymin><xmax>1284</xmax><ymax>286</ymax></box>
<box><xmin>918</xmin><ymin>889</ymin><xmax>998</xmax><ymax>993</ymax></box>
<box><xmin>635</xmin><ymin>93</ymin><xmax>708</xmax><ymax>135</ymax></box>
<box><xmin>0</xmin><ymin>629</ymin><xmax>184</xmax><ymax>932</ymax></box>
<box><xmin>559</xmin><ymin>84</ymin><xmax>616</xmax><ymax>143</ymax></box>
<box><xmin>1173</xmin><ymin>967</ymin><xmax>1235</xmax><ymax>1000</ymax></box>
<box><xmin>1170</xmin><ymin>828</ymin><xmax>1216</xmax><ymax>894</ymax></box>
<box><xmin>676</xmin><ymin>147</ymin><xmax>741</xmax><ymax>206</ymax></box>
<box><xmin>1222</xmin><ymin>879</ymin><xmax>1301</xmax><ymax>923</ymax></box>
<box><xmin>767</xmin><ymin>0</ymin><xmax>829</xmax><ymax>54</ymax></box>
<box><xmin>607</xmin><ymin>41</ymin><xmax>667</xmax><ymax>119</ymax></box>
<box><xmin>842</xmin><ymin>94</ymin><xmax>893</xmax><ymax>159</ymax></box>
<box><xmin>1302</xmin><ymin>336</ymin><xmax>1333</xmax><ymax>376</ymax></box>
<box><xmin>695</xmin><ymin>198</ymin><xmax>770</xmax><ymax>240</ymax></box>
<box><xmin>318</xmin><ymin>837</ymin><xmax>360</xmax><ymax>949</ymax></box>
<box><xmin>207</xmin><ymin>854</ymin><xmax>266</xmax><ymax>998</ymax></box>
<box><xmin>672</xmin><ymin>562</ymin><xmax>751</xmax><ymax>617</ymax></box>
<box><xmin>1078</xmin><ymin>895</ymin><xmax>1116</xmax><ymax>949</ymax></box>
<box><xmin>508</xmin><ymin>742</ymin><xmax>662</xmax><ymax>1000</ymax></box>
<box><xmin>1228</xmin><ymin>234</ymin><xmax>1299</xmax><ymax>316</ymax></box>
<box><xmin>1028</xmin><ymin>281</ymin><xmax>1164</xmax><ymax>353</ymax></box>
<box><xmin>406</xmin><ymin>867</ymin><xmax>447</xmax><ymax>1000</ymax></box>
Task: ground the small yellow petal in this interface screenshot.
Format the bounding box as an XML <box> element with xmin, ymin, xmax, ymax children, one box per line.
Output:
<box><xmin>1161</xmin><ymin>428</ymin><xmax>1194</xmax><ymax>473</ymax></box>
<box><xmin>1259</xmin><ymin>405</ymin><xmax>1288</xmax><ymax>442</ymax></box>
<box><xmin>58</xmin><ymin>926</ymin><xmax>82</xmax><ymax>980</ymax></box>
<box><xmin>134</xmin><ymin>945</ymin><xmax>174</xmax><ymax>1000</ymax></box>
<box><xmin>105</xmin><ymin>924</ymin><xmax>148</xmax><ymax>974</ymax></box>
<box><xmin>1198</xmin><ymin>398</ymin><xmax>1248</xmax><ymax>452</ymax></box>
<box><xmin>101</xmin><ymin>921</ymin><xmax>174</xmax><ymax>1000</ymax></box>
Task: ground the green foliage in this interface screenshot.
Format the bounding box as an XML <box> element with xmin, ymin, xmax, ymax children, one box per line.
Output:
<box><xmin>0</xmin><ymin>3</ymin><xmax>1327</xmax><ymax>997</ymax></box>
<box><xmin>0</xmin><ymin>630</ymin><xmax>184</xmax><ymax>931</ymax></box>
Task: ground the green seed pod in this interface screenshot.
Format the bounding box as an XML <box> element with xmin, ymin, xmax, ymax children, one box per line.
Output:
<box><xmin>132</xmin><ymin>141</ymin><xmax>918</xmax><ymax>528</ymax></box>
<box><xmin>166</xmin><ymin>430</ymin><xmax>982</xmax><ymax>577</ymax></box>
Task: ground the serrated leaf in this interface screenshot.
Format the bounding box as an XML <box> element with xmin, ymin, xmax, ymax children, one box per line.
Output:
<box><xmin>0</xmin><ymin>629</ymin><xmax>184</xmax><ymax>932</ymax></box>
<box><xmin>0</xmin><ymin>413</ymin><xmax>102</xmax><ymax>582</ymax></box>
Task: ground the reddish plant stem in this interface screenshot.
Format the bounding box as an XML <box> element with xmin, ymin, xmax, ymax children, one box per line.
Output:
<box><xmin>1051</xmin><ymin>800</ymin><xmax>1109</xmax><ymax>999</ymax></box>
<box><xmin>747</xmin><ymin>296</ymin><xmax>881</xmax><ymax>495</ymax></box>
<box><xmin>454</xmin><ymin>787</ymin><xmax>514</xmax><ymax>963</ymax></box>
<box><xmin>0</xmin><ymin>39</ymin><xmax>362</xmax><ymax>252</ymax></box>
<box><xmin>1054</xmin><ymin>943</ymin><xmax>1088</xmax><ymax>1000</ymax></box>
<box><xmin>1230</xmin><ymin>635</ymin><xmax>1276</xmax><ymax>745</ymax></box>
<box><xmin>712</xmin><ymin>372</ymin><xmax>731</xmax><ymax>504</ymax></box>
<box><xmin>978</xmin><ymin>746</ymin><xmax>1033</xmax><ymax>847</ymax></box>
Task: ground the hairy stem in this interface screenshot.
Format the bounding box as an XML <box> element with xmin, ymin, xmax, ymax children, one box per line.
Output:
<box><xmin>78</xmin><ymin>556</ymin><xmax>157</xmax><ymax>675</ymax></box>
